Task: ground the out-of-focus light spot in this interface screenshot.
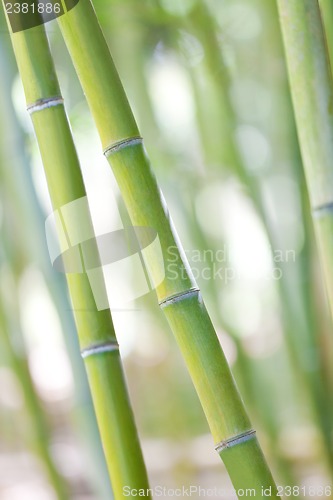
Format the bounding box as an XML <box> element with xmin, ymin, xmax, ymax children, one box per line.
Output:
<box><xmin>187</xmin><ymin>434</ymin><xmax>221</xmax><ymax>467</ymax></box>
<box><xmin>219</xmin><ymin>288</ymin><xmax>262</xmax><ymax>337</ymax></box>
<box><xmin>133</xmin><ymin>324</ymin><xmax>170</xmax><ymax>368</ymax></box>
<box><xmin>51</xmin><ymin>441</ymin><xmax>83</xmax><ymax>478</ymax></box>
<box><xmin>195</xmin><ymin>181</ymin><xmax>226</xmax><ymax>241</ymax></box>
<box><xmin>217</xmin><ymin>2</ymin><xmax>262</xmax><ymax>41</ymax></box>
<box><xmin>236</xmin><ymin>125</ymin><xmax>270</xmax><ymax>172</ymax></box>
<box><xmin>196</xmin><ymin>181</ymin><xmax>283</xmax><ymax>340</ymax></box>
<box><xmin>241</xmin><ymin>324</ymin><xmax>282</xmax><ymax>359</ymax></box>
<box><xmin>0</xmin><ymin>367</ymin><xmax>24</xmax><ymax>410</ymax></box>
<box><xmin>19</xmin><ymin>267</ymin><xmax>74</xmax><ymax>401</ymax></box>
<box><xmin>301</xmin><ymin>473</ymin><xmax>332</xmax><ymax>495</ymax></box>
<box><xmin>114</xmin><ymin>310</ymin><xmax>170</xmax><ymax>364</ymax></box>
<box><xmin>160</xmin><ymin>0</ymin><xmax>197</xmax><ymax>17</ymax></box>
<box><xmin>72</xmin><ymin>116</ymin><xmax>113</xmax><ymax>197</ymax></box>
<box><xmin>262</xmin><ymin>174</ymin><xmax>304</xmax><ymax>253</ymax></box>
<box><xmin>11</xmin><ymin>76</ymin><xmax>33</xmax><ymax>134</ymax></box>
<box><xmin>87</xmin><ymin>188</ymin><xmax>123</xmax><ymax>241</ymax></box>
<box><xmin>179</xmin><ymin>31</ymin><xmax>204</xmax><ymax>67</ymax></box>
<box><xmin>148</xmin><ymin>54</ymin><xmax>196</xmax><ymax>148</ymax></box>
<box><xmin>142</xmin><ymin>439</ymin><xmax>183</xmax><ymax>471</ymax></box>
<box><xmin>231</xmin><ymin>79</ymin><xmax>272</xmax><ymax>121</ymax></box>
<box><xmin>279</xmin><ymin>425</ymin><xmax>322</xmax><ymax>461</ymax></box>
<box><xmin>225</xmin><ymin>206</ymin><xmax>271</xmax><ymax>282</ymax></box>
<box><xmin>196</xmin><ymin>182</ymin><xmax>273</xmax><ymax>283</ymax></box>
<box><xmin>28</xmin><ymin>347</ymin><xmax>73</xmax><ymax>401</ymax></box>
<box><xmin>0</xmin><ymin>452</ymin><xmax>59</xmax><ymax>498</ymax></box>
<box><xmin>113</xmin><ymin>311</ymin><xmax>143</xmax><ymax>358</ymax></box>
<box><xmin>2</xmin><ymin>482</ymin><xmax>56</xmax><ymax>500</ymax></box>
<box><xmin>19</xmin><ymin>267</ymin><xmax>64</xmax><ymax>347</ymax></box>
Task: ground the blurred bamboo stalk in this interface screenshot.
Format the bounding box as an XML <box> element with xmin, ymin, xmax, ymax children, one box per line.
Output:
<box><xmin>0</xmin><ymin>29</ymin><xmax>113</xmax><ymax>496</ymax></box>
<box><xmin>105</xmin><ymin>4</ymin><xmax>294</xmax><ymax>479</ymax></box>
<box><xmin>277</xmin><ymin>0</ymin><xmax>333</xmax><ymax>467</ymax></box>
<box><xmin>320</xmin><ymin>0</ymin><xmax>333</xmax><ymax>66</ymax></box>
<box><xmin>57</xmin><ymin>1</ymin><xmax>278</xmax><ymax>495</ymax></box>
<box><xmin>2</xmin><ymin>8</ymin><xmax>151</xmax><ymax>498</ymax></box>
<box><xmin>184</xmin><ymin>0</ymin><xmax>333</xmax><ymax>468</ymax></box>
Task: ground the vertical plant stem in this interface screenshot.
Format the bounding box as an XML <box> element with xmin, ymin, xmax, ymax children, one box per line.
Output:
<box><xmin>277</xmin><ymin>0</ymin><xmax>333</xmax><ymax>469</ymax></box>
<box><xmin>320</xmin><ymin>0</ymin><xmax>333</xmax><ymax>67</ymax></box>
<box><xmin>57</xmin><ymin>1</ymin><xmax>278</xmax><ymax>494</ymax></box>
<box><xmin>187</xmin><ymin>0</ymin><xmax>333</xmax><ymax>469</ymax></box>
<box><xmin>0</xmin><ymin>32</ymin><xmax>112</xmax><ymax>495</ymax></box>
<box><xmin>3</xmin><ymin>9</ymin><xmax>150</xmax><ymax>498</ymax></box>
<box><xmin>277</xmin><ymin>0</ymin><xmax>333</xmax><ymax>333</ymax></box>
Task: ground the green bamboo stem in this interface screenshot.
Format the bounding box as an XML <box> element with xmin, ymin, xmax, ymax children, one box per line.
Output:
<box><xmin>0</xmin><ymin>49</ymin><xmax>112</xmax><ymax>498</ymax></box>
<box><xmin>57</xmin><ymin>1</ymin><xmax>278</xmax><ymax>494</ymax></box>
<box><xmin>107</xmin><ymin>0</ymin><xmax>161</xmax><ymax>150</ymax></box>
<box><xmin>277</xmin><ymin>0</ymin><xmax>333</xmax><ymax>329</ymax></box>
<box><xmin>186</xmin><ymin>0</ymin><xmax>333</xmax><ymax>469</ymax></box>
<box><xmin>3</xmin><ymin>11</ymin><xmax>150</xmax><ymax>498</ymax></box>
<box><xmin>320</xmin><ymin>0</ymin><xmax>333</xmax><ymax>68</ymax></box>
<box><xmin>106</xmin><ymin>6</ymin><xmax>295</xmax><ymax>480</ymax></box>
<box><xmin>101</xmin><ymin>5</ymin><xmax>298</xmax><ymax>483</ymax></box>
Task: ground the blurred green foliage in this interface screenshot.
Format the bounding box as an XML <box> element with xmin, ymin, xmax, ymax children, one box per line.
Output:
<box><xmin>0</xmin><ymin>0</ymin><xmax>333</xmax><ymax>498</ymax></box>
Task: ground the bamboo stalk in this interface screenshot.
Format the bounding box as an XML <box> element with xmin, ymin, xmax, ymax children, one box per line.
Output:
<box><xmin>277</xmin><ymin>0</ymin><xmax>333</xmax><ymax>470</ymax></box>
<box><xmin>320</xmin><ymin>0</ymin><xmax>333</xmax><ymax>67</ymax></box>
<box><xmin>2</xmin><ymin>9</ymin><xmax>150</xmax><ymax>498</ymax></box>
<box><xmin>57</xmin><ymin>1</ymin><xmax>278</xmax><ymax>494</ymax></box>
<box><xmin>186</xmin><ymin>0</ymin><xmax>333</xmax><ymax>469</ymax></box>
<box><xmin>276</xmin><ymin>0</ymin><xmax>333</xmax><ymax>329</ymax></box>
<box><xmin>105</xmin><ymin>7</ymin><xmax>297</xmax><ymax>480</ymax></box>
<box><xmin>0</xmin><ymin>33</ymin><xmax>112</xmax><ymax>496</ymax></box>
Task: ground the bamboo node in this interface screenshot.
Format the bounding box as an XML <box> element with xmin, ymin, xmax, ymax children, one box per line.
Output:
<box><xmin>103</xmin><ymin>137</ymin><xmax>143</xmax><ymax>157</ymax></box>
<box><xmin>215</xmin><ymin>429</ymin><xmax>256</xmax><ymax>454</ymax></box>
<box><xmin>27</xmin><ymin>96</ymin><xmax>64</xmax><ymax>115</ymax></box>
<box><xmin>81</xmin><ymin>340</ymin><xmax>119</xmax><ymax>359</ymax></box>
<box><xmin>159</xmin><ymin>288</ymin><xmax>200</xmax><ymax>309</ymax></box>
<box><xmin>312</xmin><ymin>201</ymin><xmax>333</xmax><ymax>218</ymax></box>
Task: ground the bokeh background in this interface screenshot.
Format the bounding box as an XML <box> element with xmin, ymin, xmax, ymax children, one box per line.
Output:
<box><xmin>0</xmin><ymin>0</ymin><xmax>333</xmax><ymax>498</ymax></box>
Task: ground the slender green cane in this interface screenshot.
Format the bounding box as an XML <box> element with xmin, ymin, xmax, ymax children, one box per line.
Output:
<box><xmin>0</xmin><ymin>33</ymin><xmax>112</xmax><ymax>495</ymax></box>
<box><xmin>320</xmin><ymin>0</ymin><xmax>333</xmax><ymax>67</ymax></box>
<box><xmin>186</xmin><ymin>0</ymin><xmax>333</xmax><ymax>469</ymax></box>
<box><xmin>57</xmin><ymin>1</ymin><xmax>278</xmax><ymax>494</ymax></box>
<box><xmin>3</xmin><ymin>9</ymin><xmax>151</xmax><ymax>498</ymax></box>
<box><xmin>277</xmin><ymin>0</ymin><xmax>333</xmax><ymax>322</ymax></box>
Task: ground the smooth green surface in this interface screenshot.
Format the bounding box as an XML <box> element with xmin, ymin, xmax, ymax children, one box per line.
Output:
<box><xmin>314</xmin><ymin>215</ymin><xmax>333</xmax><ymax>313</ymax></box>
<box><xmin>109</xmin><ymin>144</ymin><xmax>195</xmax><ymax>301</ymax></box>
<box><xmin>58</xmin><ymin>0</ymin><xmax>278</xmax><ymax>494</ymax></box>
<box><xmin>277</xmin><ymin>0</ymin><xmax>333</xmax><ymax>316</ymax></box>
<box><xmin>162</xmin><ymin>291</ymin><xmax>250</xmax><ymax>442</ymax></box>
<box><xmin>84</xmin><ymin>352</ymin><xmax>147</xmax><ymax>497</ymax></box>
<box><xmin>0</xmin><ymin>31</ymin><xmax>113</xmax><ymax>494</ymax></box>
<box><xmin>220</xmin><ymin>437</ymin><xmax>278</xmax><ymax>498</ymax></box>
<box><xmin>320</xmin><ymin>0</ymin><xmax>333</xmax><ymax>73</ymax></box>
<box><xmin>58</xmin><ymin>1</ymin><xmax>138</xmax><ymax>147</ymax></box>
<box><xmin>6</xmin><ymin>16</ymin><xmax>150</xmax><ymax>499</ymax></box>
